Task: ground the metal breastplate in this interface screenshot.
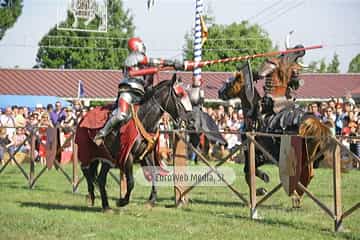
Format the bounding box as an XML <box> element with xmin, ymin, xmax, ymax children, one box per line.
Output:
<box><xmin>119</xmin><ymin>77</ymin><xmax>145</xmax><ymax>96</ymax></box>
<box><xmin>120</xmin><ymin>52</ymin><xmax>149</xmax><ymax>95</ymax></box>
<box><xmin>264</xmin><ymin>60</ymin><xmax>296</xmax><ymax>98</ymax></box>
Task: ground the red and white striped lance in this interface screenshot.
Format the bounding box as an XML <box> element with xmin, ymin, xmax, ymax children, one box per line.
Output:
<box><xmin>184</xmin><ymin>45</ymin><xmax>322</xmax><ymax>70</ymax></box>
<box><xmin>128</xmin><ymin>45</ymin><xmax>322</xmax><ymax>77</ymax></box>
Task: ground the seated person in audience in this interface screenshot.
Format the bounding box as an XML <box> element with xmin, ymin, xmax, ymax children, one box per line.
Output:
<box><xmin>7</xmin><ymin>127</ymin><xmax>30</xmax><ymax>155</ymax></box>
<box><xmin>14</xmin><ymin>106</ymin><xmax>26</xmax><ymax>128</ymax></box>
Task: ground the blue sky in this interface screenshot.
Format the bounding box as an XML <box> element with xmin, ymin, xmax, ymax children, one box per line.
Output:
<box><xmin>0</xmin><ymin>0</ymin><xmax>360</xmax><ymax>72</ymax></box>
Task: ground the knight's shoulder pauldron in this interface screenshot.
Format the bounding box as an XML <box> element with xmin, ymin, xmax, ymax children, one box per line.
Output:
<box><xmin>125</xmin><ymin>52</ymin><xmax>147</xmax><ymax>67</ymax></box>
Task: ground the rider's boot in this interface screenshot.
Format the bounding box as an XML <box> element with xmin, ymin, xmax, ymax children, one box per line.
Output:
<box><xmin>93</xmin><ymin>95</ymin><xmax>131</xmax><ymax>146</ymax></box>
<box><xmin>93</xmin><ymin>115</ymin><xmax>121</xmax><ymax>146</ymax></box>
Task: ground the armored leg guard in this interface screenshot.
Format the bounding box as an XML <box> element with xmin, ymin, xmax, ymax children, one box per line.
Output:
<box><xmin>93</xmin><ymin>115</ymin><xmax>121</xmax><ymax>146</ymax></box>
<box><xmin>93</xmin><ymin>93</ymin><xmax>133</xmax><ymax>146</ymax></box>
<box><xmin>93</xmin><ymin>97</ymin><xmax>131</xmax><ymax>146</ymax></box>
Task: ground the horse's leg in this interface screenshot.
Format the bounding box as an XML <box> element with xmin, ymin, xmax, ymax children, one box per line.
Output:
<box><xmin>148</xmin><ymin>183</ymin><xmax>157</xmax><ymax>203</ymax></box>
<box><xmin>256</xmin><ymin>168</ymin><xmax>270</xmax><ymax>183</ymax></box>
<box><xmin>89</xmin><ymin>160</ymin><xmax>99</xmax><ymax>185</ymax></box>
<box><xmin>292</xmin><ymin>190</ymin><xmax>302</xmax><ymax>208</ymax></box>
<box><xmin>146</xmin><ymin>183</ymin><xmax>157</xmax><ymax>208</ymax></box>
<box><xmin>81</xmin><ymin>164</ymin><xmax>96</xmax><ymax>207</ymax></box>
<box><xmin>117</xmin><ymin>158</ymin><xmax>134</xmax><ymax>207</ymax></box>
<box><xmin>189</xmin><ymin>133</ymin><xmax>200</xmax><ymax>165</ymax></box>
<box><xmin>146</xmin><ymin>155</ymin><xmax>157</xmax><ymax>208</ymax></box>
<box><xmin>97</xmin><ymin>161</ymin><xmax>112</xmax><ymax>212</ymax></box>
<box><xmin>244</xmin><ymin>150</ymin><xmax>268</xmax><ymax>196</ymax></box>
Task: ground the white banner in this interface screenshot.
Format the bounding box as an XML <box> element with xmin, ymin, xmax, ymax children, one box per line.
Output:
<box><xmin>135</xmin><ymin>166</ymin><xmax>237</xmax><ymax>187</ymax></box>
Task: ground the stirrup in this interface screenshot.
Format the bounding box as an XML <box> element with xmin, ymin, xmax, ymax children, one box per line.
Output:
<box><xmin>93</xmin><ymin>135</ymin><xmax>105</xmax><ymax>146</ymax></box>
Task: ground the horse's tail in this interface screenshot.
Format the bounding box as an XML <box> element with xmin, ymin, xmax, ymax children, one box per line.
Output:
<box><xmin>299</xmin><ymin>116</ymin><xmax>332</xmax><ymax>163</ymax></box>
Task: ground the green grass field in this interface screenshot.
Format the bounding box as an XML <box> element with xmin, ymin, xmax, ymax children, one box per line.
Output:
<box><xmin>0</xmin><ymin>163</ymin><xmax>359</xmax><ymax>240</ymax></box>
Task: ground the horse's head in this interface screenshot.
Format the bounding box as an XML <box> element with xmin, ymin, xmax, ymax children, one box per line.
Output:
<box><xmin>149</xmin><ymin>74</ymin><xmax>192</xmax><ymax>127</ymax></box>
<box><xmin>218</xmin><ymin>71</ymin><xmax>246</xmax><ymax>101</ymax></box>
<box><xmin>299</xmin><ymin>116</ymin><xmax>333</xmax><ymax>165</ymax></box>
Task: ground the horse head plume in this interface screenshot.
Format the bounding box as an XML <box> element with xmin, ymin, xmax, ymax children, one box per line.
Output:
<box><xmin>285</xmin><ymin>30</ymin><xmax>294</xmax><ymax>49</ymax></box>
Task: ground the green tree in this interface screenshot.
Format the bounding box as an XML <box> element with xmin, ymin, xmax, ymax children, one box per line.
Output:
<box><xmin>304</xmin><ymin>58</ymin><xmax>340</xmax><ymax>73</ymax></box>
<box><xmin>327</xmin><ymin>53</ymin><xmax>340</xmax><ymax>73</ymax></box>
<box><xmin>183</xmin><ymin>21</ymin><xmax>273</xmax><ymax>72</ymax></box>
<box><xmin>348</xmin><ymin>54</ymin><xmax>360</xmax><ymax>73</ymax></box>
<box><xmin>0</xmin><ymin>0</ymin><xmax>23</xmax><ymax>40</ymax></box>
<box><xmin>304</xmin><ymin>59</ymin><xmax>325</xmax><ymax>73</ymax></box>
<box><xmin>306</xmin><ymin>61</ymin><xmax>318</xmax><ymax>73</ymax></box>
<box><xmin>35</xmin><ymin>0</ymin><xmax>134</xmax><ymax>69</ymax></box>
<box><xmin>318</xmin><ymin>59</ymin><xmax>327</xmax><ymax>73</ymax></box>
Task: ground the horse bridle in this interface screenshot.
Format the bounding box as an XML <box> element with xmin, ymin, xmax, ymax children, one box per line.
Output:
<box><xmin>148</xmin><ymin>84</ymin><xmax>186</xmax><ymax>128</ymax></box>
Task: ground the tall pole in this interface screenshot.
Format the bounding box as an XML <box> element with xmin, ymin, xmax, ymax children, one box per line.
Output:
<box><xmin>190</xmin><ymin>0</ymin><xmax>204</xmax><ymax>105</ymax></box>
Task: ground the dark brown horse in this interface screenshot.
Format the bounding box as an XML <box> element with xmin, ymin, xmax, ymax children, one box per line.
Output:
<box><xmin>75</xmin><ymin>74</ymin><xmax>192</xmax><ymax>212</ymax></box>
<box><xmin>218</xmin><ymin>64</ymin><xmax>332</xmax><ymax>206</ymax></box>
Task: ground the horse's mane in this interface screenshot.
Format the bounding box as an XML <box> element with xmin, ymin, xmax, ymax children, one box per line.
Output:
<box><xmin>233</xmin><ymin>71</ymin><xmax>261</xmax><ymax>116</ymax></box>
<box><xmin>299</xmin><ymin>116</ymin><xmax>332</xmax><ymax>162</ymax></box>
<box><xmin>141</xmin><ymin>79</ymin><xmax>171</xmax><ymax>103</ymax></box>
<box><xmin>278</xmin><ymin>59</ymin><xmax>302</xmax><ymax>86</ymax></box>
<box><xmin>137</xmin><ymin>79</ymin><xmax>174</xmax><ymax>123</ymax></box>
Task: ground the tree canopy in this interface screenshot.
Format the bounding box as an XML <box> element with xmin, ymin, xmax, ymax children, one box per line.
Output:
<box><xmin>0</xmin><ymin>0</ymin><xmax>23</xmax><ymax>40</ymax></box>
<box><xmin>327</xmin><ymin>53</ymin><xmax>340</xmax><ymax>73</ymax></box>
<box><xmin>348</xmin><ymin>54</ymin><xmax>360</xmax><ymax>73</ymax></box>
<box><xmin>183</xmin><ymin>21</ymin><xmax>274</xmax><ymax>72</ymax></box>
<box><xmin>306</xmin><ymin>53</ymin><xmax>340</xmax><ymax>73</ymax></box>
<box><xmin>35</xmin><ymin>0</ymin><xmax>134</xmax><ymax>69</ymax></box>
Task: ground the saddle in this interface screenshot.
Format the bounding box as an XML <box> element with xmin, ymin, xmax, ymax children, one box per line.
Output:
<box><xmin>272</xmin><ymin>96</ymin><xmax>295</xmax><ymax>113</ymax></box>
<box><xmin>264</xmin><ymin>105</ymin><xmax>305</xmax><ymax>133</ymax></box>
<box><xmin>79</xmin><ymin>104</ymin><xmax>114</xmax><ymax>129</ymax></box>
<box><xmin>79</xmin><ymin>104</ymin><xmax>159</xmax><ymax>170</ymax></box>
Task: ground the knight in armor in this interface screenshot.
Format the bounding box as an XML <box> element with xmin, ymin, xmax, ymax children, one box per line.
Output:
<box><xmin>258</xmin><ymin>44</ymin><xmax>305</xmax><ymax>115</ymax></box>
<box><xmin>93</xmin><ymin>37</ymin><xmax>184</xmax><ymax>146</ymax></box>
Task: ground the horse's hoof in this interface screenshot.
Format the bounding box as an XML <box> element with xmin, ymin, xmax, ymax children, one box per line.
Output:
<box><xmin>145</xmin><ymin>201</ymin><xmax>155</xmax><ymax>209</ymax></box>
<box><xmin>256</xmin><ymin>188</ymin><xmax>267</xmax><ymax>196</ymax></box>
<box><xmin>86</xmin><ymin>194</ymin><xmax>95</xmax><ymax>207</ymax></box>
<box><xmin>176</xmin><ymin>198</ymin><xmax>189</xmax><ymax>208</ymax></box>
<box><xmin>291</xmin><ymin>198</ymin><xmax>302</xmax><ymax>208</ymax></box>
<box><xmin>102</xmin><ymin>207</ymin><xmax>113</xmax><ymax>214</ymax></box>
<box><xmin>261</xmin><ymin>173</ymin><xmax>270</xmax><ymax>183</ymax></box>
<box><xmin>116</xmin><ymin>198</ymin><xmax>129</xmax><ymax>207</ymax></box>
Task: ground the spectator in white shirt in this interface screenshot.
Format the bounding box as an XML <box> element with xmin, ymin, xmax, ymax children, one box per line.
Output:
<box><xmin>0</xmin><ymin>107</ymin><xmax>15</xmax><ymax>138</ymax></box>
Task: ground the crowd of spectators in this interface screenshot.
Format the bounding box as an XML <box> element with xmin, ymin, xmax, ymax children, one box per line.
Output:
<box><xmin>0</xmin><ymin>100</ymin><xmax>91</xmax><ymax>165</ymax></box>
<box><xmin>0</xmin><ymin>97</ymin><xmax>359</xmax><ymax>169</ymax></box>
<box><xmin>194</xmin><ymin>96</ymin><xmax>360</xmax><ymax>167</ymax></box>
<box><xmin>306</xmin><ymin>97</ymin><xmax>360</xmax><ymax>160</ymax></box>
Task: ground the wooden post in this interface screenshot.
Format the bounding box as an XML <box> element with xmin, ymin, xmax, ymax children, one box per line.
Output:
<box><xmin>174</xmin><ymin>131</ymin><xmax>188</xmax><ymax>206</ymax></box>
<box><xmin>333</xmin><ymin>142</ymin><xmax>343</xmax><ymax>232</ymax></box>
<box><xmin>29</xmin><ymin>132</ymin><xmax>36</xmax><ymax>189</ymax></box>
<box><xmin>248</xmin><ymin>133</ymin><xmax>258</xmax><ymax>219</ymax></box>
<box><xmin>72</xmin><ymin>143</ymin><xmax>78</xmax><ymax>193</ymax></box>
